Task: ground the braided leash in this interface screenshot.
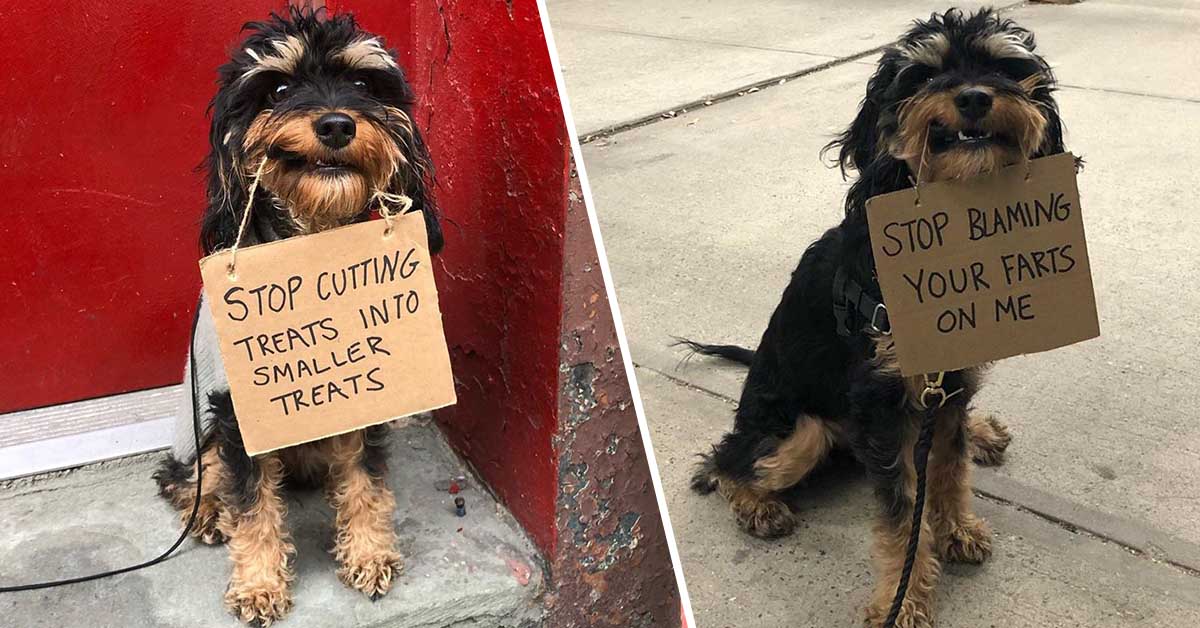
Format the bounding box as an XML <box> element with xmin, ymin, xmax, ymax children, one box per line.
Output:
<box><xmin>881</xmin><ymin>373</ymin><xmax>957</xmax><ymax>628</ymax></box>
<box><xmin>881</xmin><ymin>400</ymin><xmax>938</xmax><ymax>627</ymax></box>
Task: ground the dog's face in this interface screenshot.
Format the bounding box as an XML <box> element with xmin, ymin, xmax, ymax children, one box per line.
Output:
<box><xmin>202</xmin><ymin>10</ymin><xmax>442</xmax><ymax>252</ymax></box>
<box><xmin>833</xmin><ymin>9</ymin><xmax>1064</xmax><ymax>185</ymax></box>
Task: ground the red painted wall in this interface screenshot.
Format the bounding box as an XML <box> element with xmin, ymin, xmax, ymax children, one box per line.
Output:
<box><xmin>335</xmin><ymin>0</ymin><xmax>570</xmax><ymax>554</ymax></box>
<box><xmin>418</xmin><ymin>1</ymin><xmax>569</xmax><ymax>558</ymax></box>
<box><xmin>0</xmin><ymin>1</ymin><xmax>281</xmax><ymax>413</ymax></box>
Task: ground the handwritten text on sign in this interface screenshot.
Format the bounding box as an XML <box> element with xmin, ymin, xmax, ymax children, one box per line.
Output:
<box><xmin>199</xmin><ymin>212</ymin><xmax>456</xmax><ymax>455</ymax></box>
<box><xmin>866</xmin><ymin>153</ymin><xmax>1099</xmax><ymax>375</ymax></box>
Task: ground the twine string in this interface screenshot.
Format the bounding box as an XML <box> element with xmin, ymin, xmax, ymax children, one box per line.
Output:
<box><xmin>224</xmin><ymin>158</ymin><xmax>415</xmax><ymax>277</ymax></box>
<box><xmin>226</xmin><ymin>156</ymin><xmax>270</xmax><ymax>278</ymax></box>
<box><xmin>374</xmin><ymin>190</ymin><xmax>414</xmax><ymax>237</ymax></box>
<box><xmin>908</xmin><ymin>128</ymin><xmax>931</xmax><ymax>207</ymax></box>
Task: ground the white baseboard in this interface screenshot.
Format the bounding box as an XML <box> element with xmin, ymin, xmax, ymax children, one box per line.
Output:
<box><xmin>0</xmin><ymin>387</ymin><xmax>180</xmax><ymax>480</ymax></box>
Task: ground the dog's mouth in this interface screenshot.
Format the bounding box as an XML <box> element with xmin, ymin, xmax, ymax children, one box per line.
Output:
<box><xmin>928</xmin><ymin>121</ymin><xmax>1013</xmax><ymax>153</ymax></box>
<box><xmin>269</xmin><ymin>146</ymin><xmax>361</xmax><ymax>177</ymax></box>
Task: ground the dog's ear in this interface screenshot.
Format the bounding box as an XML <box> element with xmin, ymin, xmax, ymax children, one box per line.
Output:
<box><xmin>199</xmin><ymin>78</ymin><xmax>248</xmax><ymax>255</ymax></box>
<box><xmin>407</xmin><ymin>129</ymin><xmax>445</xmax><ymax>255</ymax></box>
<box><xmin>826</xmin><ymin>50</ymin><xmax>912</xmax><ymax>217</ymax></box>
<box><xmin>823</xmin><ymin>50</ymin><xmax>901</xmax><ymax>178</ymax></box>
<box><xmin>1036</xmin><ymin>102</ymin><xmax>1066</xmax><ymax>158</ymax></box>
<box><xmin>1020</xmin><ymin>52</ymin><xmax>1067</xmax><ymax>160</ymax></box>
<box><xmin>1032</xmin><ymin>77</ymin><xmax>1067</xmax><ymax>159</ymax></box>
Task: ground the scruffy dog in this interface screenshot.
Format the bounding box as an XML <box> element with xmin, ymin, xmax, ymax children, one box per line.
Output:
<box><xmin>687</xmin><ymin>9</ymin><xmax>1066</xmax><ymax>627</ymax></box>
<box><xmin>154</xmin><ymin>10</ymin><xmax>443</xmax><ymax>626</ymax></box>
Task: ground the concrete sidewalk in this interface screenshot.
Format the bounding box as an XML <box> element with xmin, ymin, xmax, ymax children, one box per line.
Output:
<box><xmin>548</xmin><ymin>0</ymin><xmax>1200</xmax><ymax>626</ymax></box>
<box><xmin>0</xmin><ymin>421</ymin><xmax>543</xmax><ymax>628</ymax></box>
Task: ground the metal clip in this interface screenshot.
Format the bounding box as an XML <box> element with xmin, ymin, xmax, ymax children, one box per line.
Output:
<box><xmin>870</xmin><ymin>303</ymin><xmax>891</xmax><ymax>335</ymax></box>
<box><xmin>919</xmin><ymin>372</ymin><xmax>948</xmax><ymax>410</ymax></box>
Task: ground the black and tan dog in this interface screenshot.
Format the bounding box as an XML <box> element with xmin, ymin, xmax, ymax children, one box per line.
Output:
<box><xmin>154</xmin><ymin>9</ymin><xmax>442</xmax><ymax>626</ymax></box>
<box><xmin>687</xmin><ymin>9</ymin><xmax>1067</xmax><ymax>627</ymax></box>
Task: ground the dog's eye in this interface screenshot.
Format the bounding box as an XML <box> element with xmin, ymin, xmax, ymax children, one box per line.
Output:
<box><xmin>269</xmin><ymin>82</ymin><xmax>290</xmax><ymax>103</ymax></box>
<box><xmin>899</xmin><ymin>64</ymin><xmax>937</xmax><ymax>87</ymax></box>
<box><xmin>353</xmin><ymin>79</ymin><xmax>368</xmax><ymax>90</ymax></box>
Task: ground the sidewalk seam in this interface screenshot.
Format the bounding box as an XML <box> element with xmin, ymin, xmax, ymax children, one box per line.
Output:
<box><xmin>554</xmin><ymin>21</ymin><xmax>844</xmax><ymax>58</ymax></box>
<box><xmin>975</xmin><ymin>491</ymin><xmax>1200</xmax><ymax>579</ymax></box>
<box><xmin>579</xmin><ymin>46</ymin><xmax>886</xmax><ymax>143</ymax></box>
<box><xmin>1058</xmin><ymin>82</ymin><xmax>1200</xmax><ymax>105</ymax></box>
<box><xmin>632</xmin><ymin>362</ymin><xmax>738</xmax><ymax>406</ymax></box>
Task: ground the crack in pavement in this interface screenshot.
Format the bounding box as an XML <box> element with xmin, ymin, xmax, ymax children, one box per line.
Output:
<box><xmin>580</xmin><ymin>45</ymin><xmax>886</xmax><ymax>143</ymax></box>
<box><xmin>635</xmin><ymin>361</ymin><xmax>1200</xmax><ymax>579</ymax></box>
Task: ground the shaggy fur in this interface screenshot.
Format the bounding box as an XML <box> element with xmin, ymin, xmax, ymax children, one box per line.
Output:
<box><xmin>686</xmin><ymin>9</ymin><xmax>1065</xmax><ymax>627</ymax></box>
<box><xmin>153</xmin><ymin>9</ymin><xmax>441</xmax><ymax>626</ymax></box>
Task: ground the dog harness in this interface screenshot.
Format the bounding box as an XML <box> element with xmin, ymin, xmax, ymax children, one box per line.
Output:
<box><xmin>832</xmin><ymin>267</ymin><xmax>890</xmax><ymax>337</ymax></box>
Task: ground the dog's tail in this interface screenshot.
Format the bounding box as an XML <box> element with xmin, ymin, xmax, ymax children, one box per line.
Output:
<box><xmin>672</xmin><ymin>337</ymin><xmax>756</xmax><ymax>367</ymax></box>
<box><xmin>689</xmin><ymin>452</ymin><xmax>721</xmax><ymax>495</ymax></box>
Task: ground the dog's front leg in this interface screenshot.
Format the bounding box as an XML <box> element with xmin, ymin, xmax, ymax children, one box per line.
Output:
<box><xmin>862</xmin><ymin>417</ymin><xmax>940</xmax><ymax>628</ymax></box>
<box><xmin>327</xmin><ymin>428</ymin><xmax>402</xmax><ymax>600</ymax></box>
<box><xmin>927</xmin><ymin>408</ymin><xmax>993</xmax><ymax>564</ymax></box>
<box><xmin>223</xmin><ymin>452</ymin><xmax>294</xmax><ymax>626</ymax></box>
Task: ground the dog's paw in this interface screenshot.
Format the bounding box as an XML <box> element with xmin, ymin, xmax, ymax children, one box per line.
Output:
<box><xmin>864</xmin><ymin>598</ymin><xmax>933</xmax><ymax>628</ymax></box>
<box><xmin>733</xmin><ymin>497</ymin><xmax>796</xmax><ymax>539</ymax></box>
<box><xmin>942</xmin><ymin>517</ymin><xmax>993</xmax><ymax>564</ymax></box>
<box><xmin>224</xmin><ymin>583</ymin><xmax>292</xmax><ymax>627</ymax></box>
<box><xmin>968</xmin><ymin>414</ymin><xmax>1012</xmax><ymax>466</ymax></box>
<box><xmin>187</xmin><ymin>510</ymin><xmax>228</xmax><ymax>545</ymax></box>
<box><xmin>338</xmin><ymin>550</ymin><xmax>404</xmax><ymax>601</ymax></box>
<box><xmin>194</xmin><ymin>523</ymin><xmax>227</xmax><ymax>545</ymax></box>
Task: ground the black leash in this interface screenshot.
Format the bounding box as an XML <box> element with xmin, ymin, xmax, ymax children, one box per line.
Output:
<box><xmin>833</xmin><ymin>267</ymin><xmax>956</xmax><ymax>628</ymax></box>
<box><xmin>882</xmin><ymin>397</ymin><xmax>940</xmax><ymax>628</ymax></box>
<box><xmin>0</xmin><ymin>303</ymin><xmax>205</xmax><ymax>592</ymax></box>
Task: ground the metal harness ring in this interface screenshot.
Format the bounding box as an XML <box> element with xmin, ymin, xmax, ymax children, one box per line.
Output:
<box><xmin>919</xmin><ymin>386</ymin><xmax>947</xmax><ymax>410</ymax></box>
<box><xmin>870</xmin><ymin>303</ymin><xmax>891</xmax><ymax>335</ymax></box>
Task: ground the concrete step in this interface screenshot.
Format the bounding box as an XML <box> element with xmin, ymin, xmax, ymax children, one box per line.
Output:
<box><xmin>0</xmin><ymin>421</ymin><xmax>544</xmax><ymax>628</ymax></box>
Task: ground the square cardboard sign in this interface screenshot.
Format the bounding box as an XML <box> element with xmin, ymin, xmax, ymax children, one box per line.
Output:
<box><xmin>199</xmin><ymin>212</ymin><xmax>456</xmax><ymax>455</ymax></box>
<box><xmin>866</xmin><ymin>152</ymin><xmax>1099</xmax><ymax>375</ymax></box>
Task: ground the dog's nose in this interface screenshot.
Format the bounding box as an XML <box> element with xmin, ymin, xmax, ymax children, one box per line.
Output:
<box><xmin>954</xmin><ymin>87</ymin><xmax>993</xmax><ymax>121</ymax></box>
<box><xmin>313</xmin><ymin>112</ymin><xmax>356</xmax><ymax>149</ymax></box>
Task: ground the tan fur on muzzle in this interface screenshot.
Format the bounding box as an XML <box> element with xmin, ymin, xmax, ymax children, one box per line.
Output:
<box><xmin>891</xmin><ymin>86</ymin><xmax>1047</xmax><ymax>182</ymax></box>
<box><xmin>243</xmin><ymin>109</ymin><xmax>411</xmax><ymax>232</ymax></box>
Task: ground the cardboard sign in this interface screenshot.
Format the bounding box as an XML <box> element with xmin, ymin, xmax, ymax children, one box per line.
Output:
<box><xmin>199</xmin><ymin>212</ymin><xmax>456</xmax><ymax>455</ymax></box>
<box><xmin>866</xmin><ymin>152</ymin><xmax>1099</xmax><ymax>375</ymax></box>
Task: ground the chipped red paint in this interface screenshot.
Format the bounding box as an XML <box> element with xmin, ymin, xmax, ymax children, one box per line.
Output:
<box><xmin>0</xmin><ymin>1</ymin><xmax>283</xmax><ymax>413</ymax></box>
<box><xmin>547</xmin><ymin>170</ymin><xmax>680</xmax><ymax>627</ymax></box>
<box><xmin>335</xmin><ymin>0</ymin><xmax>569</xmax><ymax>554</ymax></box>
